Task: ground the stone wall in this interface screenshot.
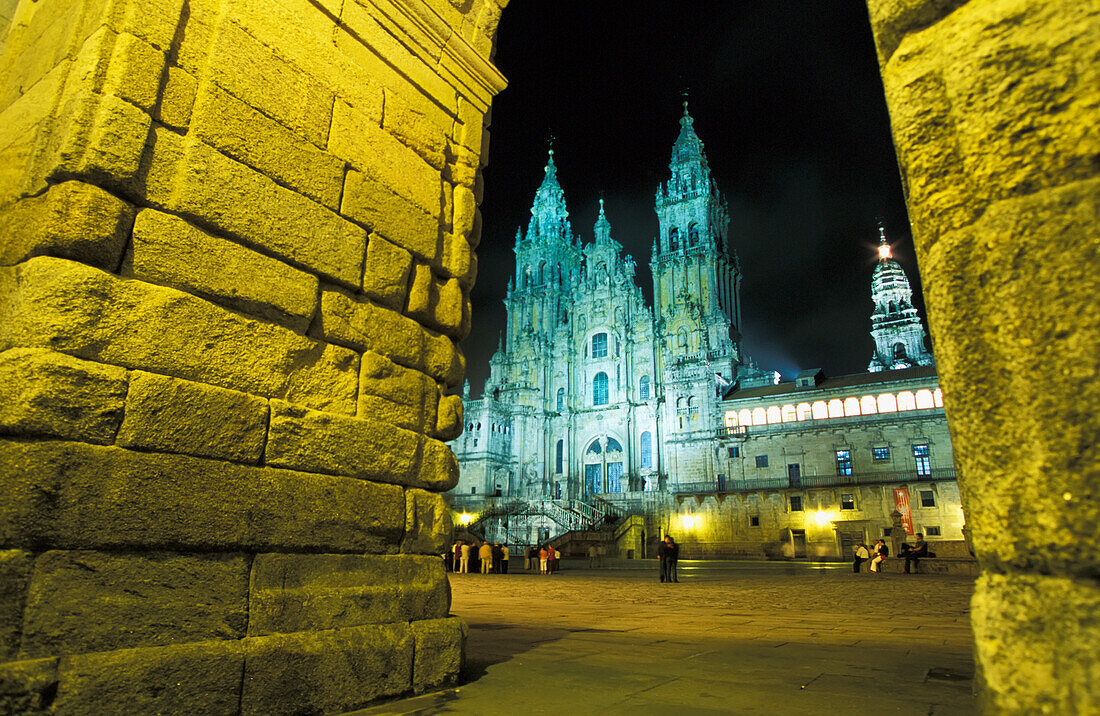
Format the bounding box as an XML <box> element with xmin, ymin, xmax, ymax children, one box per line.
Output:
<box><xmin>0</xmin><ymin>0</ymin><xmax>505</xmax><ymax>712</ymax></box>
<box><xmin>866</xmin><ymin>0</ymin><xmax>1099</xmax><ymax>712</ymax></box>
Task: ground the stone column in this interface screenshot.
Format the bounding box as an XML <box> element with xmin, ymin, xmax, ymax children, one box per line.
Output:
<box><xmin>866</xmin><ymin>0</ymin><xmax>1099</xmax><ymax>711</ymax></box>
<box><xmin>0</xmin><ymin>0</ymin><xmax>506</xmax><ymax>711</ymax></box>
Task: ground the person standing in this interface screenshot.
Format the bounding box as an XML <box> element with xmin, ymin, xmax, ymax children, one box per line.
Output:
<box><xmin>539</xmin><ymin>545</ymin><xmax>549</xmax><ymax>575</ymax></box>
<box><xmin>491</xmin><ymin>542</ymin><xmax>502</xmax><ymax>574</ymax></box>
<box><xmin>451</xmin><ymin>541</ymin><xmax>461</xmax><ymax>573</ymax></box>
<box><xmin>667</xmin><ymin>535</ymin><xmax>679</xmax><ymax>582</ymax></box>
<box><xmin>853</xmin><ymin>543</ymin><xmax>870</xmax><ymax>573</ymax></box>
<box><xmin>479</xmin><ymin>542</ymin><xmax>493</xmax><ymax>574</ymax></box>
<box><xmin>459</xmin><ymin>542</ymin><xmax>471</xmax><ymax>574</ymax></box>
<box><xmin>547</xmin><ymin>545</ymin><xmax>557</xmax><ymax>575</ymax></box>
<box><xmin>501</xmin><ymin>544</ymin><xmax>510</xmax><ymax>574</ymax></box>
<box><xmin>658</xmin><ymin>535</ymin><xmax>674</xmax><ymax>582</ymax></box>
<box><xmin>588</xmin><ymin>544</ymin><xmax>599</xmax><ymax>568</ymax></box>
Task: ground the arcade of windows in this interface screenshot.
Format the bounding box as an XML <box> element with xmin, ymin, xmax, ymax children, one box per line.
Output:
<box><xmin>723</xmin><ymin>388</ymin><xmax>943</xmax><ymax>429</ymax></box>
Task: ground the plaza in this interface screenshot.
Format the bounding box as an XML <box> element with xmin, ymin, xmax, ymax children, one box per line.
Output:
<box><xmin>357</xmin><ymin>561</ymin><xmax>976</xmax><ymax>715</ymax></box>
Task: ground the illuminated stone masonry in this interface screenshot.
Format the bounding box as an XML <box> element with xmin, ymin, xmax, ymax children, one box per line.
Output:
<box><xmin>450</xmin><ymin>108</ymin><xmax>958</xmax><ymax>561</ymax></box>
<box><xmin>0</xmin><ymin>0</ymin><xmax>505</xmax><ymax>711</ymax></box>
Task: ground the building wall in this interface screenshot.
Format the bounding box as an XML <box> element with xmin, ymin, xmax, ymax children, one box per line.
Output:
<box><xmin>0</xmin><ymin>0</ymin><xmax>504</xmax><ymax>710</ymax></box>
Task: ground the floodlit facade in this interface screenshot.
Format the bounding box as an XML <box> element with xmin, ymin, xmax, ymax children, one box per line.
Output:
<box><xmin>450</xmin><ymin>107</ymin><xmax>960</xmax><ymax>557</ymax></box>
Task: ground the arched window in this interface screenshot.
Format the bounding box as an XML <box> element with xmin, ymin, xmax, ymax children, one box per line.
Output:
<box><xmin>738</xmin><ymin>408</ymin><xmax>753</xmax><ymax>426</ymax></box>
<box><xmin>605</xmin><ymin>439</ymin><xmax>623</xmax><ymax>493</ymax></box>
<box><xmin>640</xmin><ymin>431</ymin><xmax>653</xmax><ymax>469</ymax></box>
<box><xmin>669</xmin><ymin>227</ymin><xmax>679</xmax><ymax>251</ymax></box>
<box><xmin>724</xmin><ymin>411</ymin><xmax>738</xmax><ymax>427</ymax></box>
<box><xmin>556</xmin><ymin>388</ymin><xmax>565</xmax><ymax>412</ymax></box>
<box><xmin>678</xmin><ymin>329</ymin><xmax>688</xmax><ymax>352</ymax></box>
<box><xmin>591</xmin><ymin>332</ymin><xmax>608</xmax><ymax>359</ymax></box>
<box><xmin>860</xmin><ymin>395</ymin><xmax>878</xmax><ymax>414</ymax></box>
<box><xmin>893</xmin><ymin>342</ymin><xmax>908</xmax><ymax>360</ymax></box>
<box><xmin>897</xmin><ymin>391</ymin><xmax>917</xmax><ymax>411</ymax></box>
<box><xmin>781</xmin><ymin>404</ymin><xmax>797</xmax><ymax>422</ymax></box>
<box><xmin>538</xmin><ymin>261</ymin><xmax>546</xmax><ymax>284</ymax></box>
<box><xmin>639</xmin><ymin>375</ymin><xmax>650</xmax><ymax>400</ymax></box>
<box><xmin>933</xmin><ymin>388</ymin><xmax>944</xmax><ymax>407</ymax></box>
<box><xmin>752</xmin><ymin>407</ymin><xmax>767</xmax><ymax>426</ymax></box>
<box><xmin>766</xmin><ymin>406</ymin><xmax>782</xmax><ymax>424</ymax></box>
<box><xmin>878</xmin><ymin>393</ymin><xmax>898</xmax><ymax>412</ymax></box>
<box><xmin>888</xmin><ymin>301</ymin><xmax>897</xmax><ymax>314</ymax></box>
<box><xmin>844</xmin><ymin>397</ymin><xmax>861</xmax><ymax>416</ymax></box>
<box><xmin>828</xmin><ymin>399</ymin><xmax>845</xmax><ymax>418</ymax></box>
<box><xmin>915</xmin><ymin>389</ymin><xmax>935</xmax><ymax>409</ymax></box>
<box><xmin>796</xmin><ymin>403</ymin><xmax>813</xmax><ymax>421</ymax></box>
<box><xmin>555</xmin><ymin>439</ymin><xmax>564</xmax><ymax>474</ymax></box>
<box><xmin>811</xmin><ymin>401</ymin><xmax>828</xmax><ymax>419</ymax></box>
<box><xmin>585</xmin><ymin>441</ymin><xmax>602</xmax><ymax>494</ymax></box>
<box><xmin>688</xmin><ymin>223</ymin><xmax>699</xmax><ymax>246</ymax></box>
<box><xmin>593</xmin><ymin>372</ymin><xmax>609</xmax><ymax>406</ymax></box>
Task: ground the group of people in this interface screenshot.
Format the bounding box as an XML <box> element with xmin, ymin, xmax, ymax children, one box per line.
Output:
<box><xmin>527</xmin><ymin>545</ymin><xmax>560</xmax><ymax>574</ymax></box>
<box><xmin>450</xmin><ymin>540</ymin><xmax>509</xmax><ymax>574</ymax></box>
<box><xmin>657</xmin><ymin>535</ymin><xmax>679</xmax><ymax>582</ymax></box>
<box><xmin>853</xmin><ymin>534</ymin><xmax>930</xmax><ymax>574</ymax></box>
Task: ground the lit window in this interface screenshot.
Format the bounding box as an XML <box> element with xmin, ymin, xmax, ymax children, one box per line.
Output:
<box><xmin>727</xmin><ymin>446</ymin><xmax>740</xmax><ymax>458</ymax></box>
<box><xmin>841</xmin><ymin>493</ymin><xmax>855</xmax><ymax>510</ymax></box>
<box><xmin>811</xmin><ymin>401</ymin><xmax>828</xmax><ymax>420</ymax></box>
<box><xmin>920</xmin><ymin>489</ymin><xmax>935</xmax><ymax>507</ymax></box>
<box><xmin>639</xmin><ymin>375</ymin><xmax>650</xmax><ymax>400</ymax></box>
<box><xmin>738</xmin><ymin>409</ymin><xmax>752</xmax><ymax>426</ymax></box>
<box><xmin>925</xmin><ymin>526</ymin><xmax>941</xmax><ymax>536</ymax></box>
<box><xmin>640</xmin><ymin>431</ymin><xmax>653</xmax><ymax>469</ymax></box>
<box><xmin>556</xmin><ymin>388</ymin><xmax>565</xmax><ymax>412</ymax></box>
<box><xmin>752</xmin><ymin>408</ymin><xmax>767</xmax><ymax>426</ymax></box>
<box><xmin>916</xmin><ymin>389</ymin><xmax>934</xmax><ymax>409</ymax></box>
<box><xmin>593</xmin><ymin>372</ymin><xmax>609</xmax><ymax>406</ymax></box>
<box><xmin>724</xmin><ymin>411</ymin><xmax>738</xmax><ymax>427</ymax></box>
<box><xmin>789</xmin><ymin>495</ymin><xmax>803</xmax><ymax>512</ymax></box>
<box><xmin>843</xmin><ymin>397</ymin><xmax>861</xmax><ymax>416</ymax></box>
<box><xmin>781</xmin><ymin>404</ymin><xmax>797</xmax><ymax>422</ymax></box>
<box><xmin>913</xmin><ymin>444</ymin><xmax>931</xmax><ymax>477</ymax></box>
<box><xmin>592</xmin><ymin>333</ymin><xmax>608</xmax><ymax>359</ymax></box>
<box><xmin>897</xmin><ymin>391</ymin><xmax>917</xmax><ymax>411</ymax></box>
<box><xmin>796</xmin><ymin>402</ymin><xmax>812</xmax><ymax>421</ymax></box>
<box><xmin>872</xmin><ymin>446</ymin><xmax>890</xmax><ymax>461</ymax></box>
<box><xmin>933</xmin><ymin>388</ymin><xmax>944</xmax><ymax>407</ymax></box>
<box><xmin>860</xmin><ymin>395</ymin><xmax>878</xmax><ymax>414</ymax></box>
<box><xmin>836</xmin><ymin>449</ymin><xmax>853</xmax><ymax>476</ymax></box>
<box><xmin>755</xmin><ymin>455</ymin><xmax>769</xmax><ymax>468</ymax></box>
<box><xmin>828</xmin><ymin>399</ymin><xmax>844</xmax><ymax>418</ymax></box>
<box><xmin>766</xmin><ymin>406</ymin><xmax>782</xmax><ymax>424</ymax></box>
<box><xmin>877</xmin><ymin>393</ymin><xmax>898</xmax><ymax>412</ymax></box>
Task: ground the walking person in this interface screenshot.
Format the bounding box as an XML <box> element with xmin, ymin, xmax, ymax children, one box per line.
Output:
<box><xmin>853</xmin><ymin>542</ymin><xmax>870</xmax><ymax>573</ymax></box>
<box><xmin>479</xmin><ymin>542</ymin><xmax>493</xmax><ymax>574</ymax></box>
<box><xmin>459</xmin><ymin>542</ymin><xmax>471</xmax><ymax>573</ymax></box>
<box><xmin>501</xmin><ymin>544</ymin><xmax>509</xmax><ymax>574</ymax></box>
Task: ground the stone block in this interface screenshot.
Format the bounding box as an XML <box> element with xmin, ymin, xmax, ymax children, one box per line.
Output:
<box><xmin>144</xmin><ymin>129</ymin><xmax>366</xmax><ymax>289</ymax></box>
<box><xmin>52</xmin><ymin>91</ymin><xmax>153</xmax><ymax>197</ymax></box>
<box><xmin>402</xmin><ymin>488</ymin><xmax>453</xmax><ymax>555</ymax></box>
<box><xmin>411</xmin><ymin>617</ymin><xmax>466</xmax><ymax>694</ymax></box>
<box><xmin>0</xmin><ymin>348</ymin><xmax>127</xmax><ymax>445</ymax></box>
<box><xmin>115</xmin><ymin>370</ymin><xmax>268</xmax><ymax>463</ymax></box>
<box><xmin>0</xmin><ymin>658</ymin><xmax>58</xmax><ymax>715</ymax></box>
<box><xmin>20</xmin><ymin>550</ymin><xmax>250</xmax><ymax>658</ymax></box>
<box><xmin>103</xmin><ymin>0</ymin><xmax>187</xmax><ymax>52</ymax></box>
<box><xmin>315</xmin><ymin>283</ymin><xmax>462</xmax><ymax>385</ymax></box>
<box><xmin>441</xmin><ymin>231</ymin><xmax>476</xmax><ymax>288</ymax></box>
<box><xmin>268</xmin><ymin>400</ymin><xmax>456</xmax><ymax>491</ymax></box>
<box><xmin>241</xmin><ymin>623</ymin><xmax>413</xmax><ymax>715</ymax></box>
<box><xmin>865</xmin><ymin>0</ymin><xmax>968</xmax><ymax>64</ymax></box>
<box><xmin>452</xmin><ymin>183</ymin><xmax>477</xmax><ymax>239</ymax></box>
<box><xmin>358</xmin><ymin>350</ymin><xmax>439</xmax><ymax>434</ymax></box>
<box><xmin>54</xmin><ymin>640</ymin><xmax>243</xmax><ymax>716</ymax></box>
<box><xmin>381</xmin><ymin>86</ymin><xmax>448</xmax><ymax>171</ymax></box>
<box><xmin>407</xmin><ymin>263</ymin><xmax>468</xmax><ymax>339</ymax></box>
<box><xmin>0</xmin><ymin>550</ymin><xmax>33</xmax><ymax>661</ymax></box>
<box><xmin>128</xmin><ymin>209</ymin><xmax>319</xmax><ymax>331</ymax></box>
<box><xmin>0</xmin><ymin>180</ymin><xmax>134</xmax><ymax>271</ymax></box>
<box><xmin>1</xmin><ymin>257</ymin><xmax>357</xmax><ymax>414</ymax></box>
<box><xmin>342</xmin><ymin>168</ymin><xmax>441</xmax><ymax>263</ymax></box>
<box><xmin>972</xmin><ymin>572</ymin><xmax>1100</xmax><ymax>714</ymax></box>
<box><xmin>0</xmin><ymin>439</ymin><xmax>405</xmax><ymax>554</ymax></box>
<box><xmin>436</xmin><ymin>393</ymin><xmax>463</xmax><ymax>441</ymax></box>
<box><xmin>191</xmin><ymin>80</ymin><xmax>346</xmax><ymax>210</ymax></box>
<box><xmin>362</xmin><ymin>234</ymin><xmax>413</xmax><ymax>310</ymax></box>
<box><xmin>155</xmin><ymin>65</ymin><xmax>197</xmax><ymax>130</ymax></box>
<box><xmin>102</xmin><ymin>32</ymin><xmax>167</xmax><ymax>112</ymax></box>
<box><xmin>247</xmin><ymin>553</ymin><xmax>448</xmax><ymax>636</ymax></box>
<box><xmin>0</xmin><ymin>62</ymin><xmax>68</xmax><ymax>204</ymax></box>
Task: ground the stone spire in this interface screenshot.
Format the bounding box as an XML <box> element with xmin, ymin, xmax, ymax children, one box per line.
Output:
<box><xmin>525</xmin><ymin>147</ymin><xmax>573</xmax><ymax>245</ymax></box>
<box><xmin>868</xmin><ymin>223</ymin><xmax>934</xmax><ymax>372</ymax></box>
<box><xmin>593</xmin><ymin>197</ymin><xmax>611</xmax><ymax>245</ymax></box>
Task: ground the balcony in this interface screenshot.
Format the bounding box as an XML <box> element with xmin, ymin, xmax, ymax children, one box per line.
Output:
<box><xmin>672</xmin><ymin>467</ymin><xmax>957</xmax><ymax>495</ymax></box>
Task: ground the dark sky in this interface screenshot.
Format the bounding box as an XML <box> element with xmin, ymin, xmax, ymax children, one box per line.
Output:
<box><xmin>465</xmin><ymin>0</ymin><xmax>926</xmax><ymax>392</ymax></box>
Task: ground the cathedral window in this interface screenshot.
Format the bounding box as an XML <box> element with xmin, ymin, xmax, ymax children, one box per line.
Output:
<box><xmin>669</xmin><ymin>227</ymin><xmax>679</xmax><ymax>251</ymax></box>
<box><xmin>555</xmin><ymin>440</ymin><xmax>563</xmax><ymax>474</ymax></box>
<box><xmin>593</xmin><ymin>372</ymin><xmax>609</xmax><ymax>406</ymax></box>
<box><xmin>556</xmin><ymin>388</ymin><xmax>565</xmax><ymax>411</ymax></box>
<box><xmin>592</xmin><ymin>332</ymin><xmax>608</xmax><ymax>359</ymax></box>
<box><xmin>639</xmin><ymin>375</ymin><xmax>650</xmax><ymax>400</ymax></box>
<box><xmin>688</xmin><ymin>223</ymin><xmax>699</xmax><ymax>247</ymax></box>
<box><xmin>640</xmin><ymin>431</ymin><xmax>653</xmax><ymax>469</ymax></box>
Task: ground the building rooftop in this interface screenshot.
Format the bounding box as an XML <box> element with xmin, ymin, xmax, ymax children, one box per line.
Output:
<box><xmin>724</xmin><ymin>365</ymin><xmax>938</xmax><ymax>401</ymax></box>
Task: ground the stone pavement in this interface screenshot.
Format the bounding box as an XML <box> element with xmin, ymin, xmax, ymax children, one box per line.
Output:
<box><xmin>352</xmin><ymin>560</ymin><xmax>976</xmax><ymax>715</ymax></box>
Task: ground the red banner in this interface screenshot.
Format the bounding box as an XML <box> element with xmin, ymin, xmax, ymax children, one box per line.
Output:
<box><xmin>893</xmin><ymin>488</ymin><xmax>914</xmax><ymax>535</ymax></box>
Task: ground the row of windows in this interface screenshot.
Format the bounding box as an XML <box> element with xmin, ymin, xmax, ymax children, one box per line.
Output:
<box><xmin>788</xmin><ymin>489</ymin><xmax>937</xmax><ymax>513</ymax></box>
<box><xmin>724</xmin><ymin>388</ymin><xmax>943</xmax><ymax>428</ymax></box>
<box><xmin>750</xmin><ymin>444</ymin><xmax>933</xmax><ymax>476</ymax></box>
<box><xmin>667</xmin><ymin>224</ymin><xmax>700</xmax><ymax>251</ymax></box>
<box><xmin>554</xmin><ymin>432</ymin><xmax>655</xmax><ymax>474</ymax></box>
<box><xmin>555</xmin><ymin>373</ymin><xmax>652</xmax><ymax>411</ymax></box>
<box><xmin>463</xmin><ymin>421</ymin><xmax>510</xmax><ymax>435</ymax></box>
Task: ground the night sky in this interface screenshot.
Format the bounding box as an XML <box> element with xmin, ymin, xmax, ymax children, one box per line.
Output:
<box><xmin>465</xmin><ymin>1</ymin><xmax>926</xmax><ymax>393</ymax></box>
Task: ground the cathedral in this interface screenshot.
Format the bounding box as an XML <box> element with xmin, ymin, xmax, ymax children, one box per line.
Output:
<box><xmin>451</xmin><ymin>107</ymin><xmax>947</xmax><ymax>556</ymax></box>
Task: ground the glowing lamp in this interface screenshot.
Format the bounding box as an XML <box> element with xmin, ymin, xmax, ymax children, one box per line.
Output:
<box><xmin>812</xmin><ymin>509</ymin><xmax>837</xmax><ymax>527</ymax></box>
<box><xmin>878</xmin><ymin>243</ymin><xmax>892</xmax><ymax>260</ymax></box>
<box><xmin>456</xmin><ymin>512</ymin><xmax>475</xmax><ymax>526</ymax></box>
<box><xmin>680</xmin><ymin>514</ymin><xmax>696</xmax><ymax>530</ymax></box>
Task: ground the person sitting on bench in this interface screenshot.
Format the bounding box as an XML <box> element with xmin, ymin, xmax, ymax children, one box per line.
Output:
<box><xmin>901</xmin><ymin>533</ymin><xmax>930</xmax><ymax>573</ymax></box>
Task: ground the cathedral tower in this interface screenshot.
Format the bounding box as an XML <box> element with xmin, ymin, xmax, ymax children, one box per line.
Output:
<box><xmin>868</xmin><ymin>225</ymin><xmax>934</xmax><ymax>371</ymax></box>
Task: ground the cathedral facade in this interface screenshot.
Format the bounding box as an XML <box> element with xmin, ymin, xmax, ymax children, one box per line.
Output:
<box><xmin>450</xmin><ymin>109</ymin><xmax>955</xmax><ymax>557</ymax></box>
